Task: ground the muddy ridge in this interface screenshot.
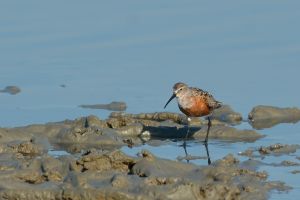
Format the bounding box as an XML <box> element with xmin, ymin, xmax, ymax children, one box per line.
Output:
<box><xmin>0</xmin><ymin>110</ymin><xmax>293</xmax><ymax>199</ymax></box>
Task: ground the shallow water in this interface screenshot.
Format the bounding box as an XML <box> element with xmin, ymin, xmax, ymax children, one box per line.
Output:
<box><xmin>1</xmin><ymin>1</ymin><xmax>300</xmax><ymax>199</ymax></box>
<box><xmin>122</xmin><ymin>122</ymin><xmax>300</xmax><ymax>199</ymax></box>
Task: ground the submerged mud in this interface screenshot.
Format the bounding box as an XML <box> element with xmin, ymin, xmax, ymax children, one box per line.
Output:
<box><xmin>248</xmin><ymin>105</ymin><xmax>300</xmax><ymax>129</ymax></box>
<box><xmin>0</xmin><ymin>110</ymin><xmax>294</xmax><ymax>199</ymax></box>
<box><xmin>239</xmin><ymin>143</ymin><xmax>300</xmax><ymax>158</ymax></box>
<box><xmin>238</xmin><ymin>143</ymin><xmax>300</xmax><ymax>177</ymax></box>
<box><xmin>0</xmin><ymin>85</ymin><xmax>21</xmax><ymax>95</ymax></box>
<box><xmin>79</xmin><ymin>101</ymin><xmax>127</xmax><ymax>111</ymax></box>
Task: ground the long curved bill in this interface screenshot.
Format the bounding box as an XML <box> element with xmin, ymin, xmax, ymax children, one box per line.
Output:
<box><xmin>164</xmin><ymin>93</ymin><xmax>176</xmax><ymax>108</ymax></box>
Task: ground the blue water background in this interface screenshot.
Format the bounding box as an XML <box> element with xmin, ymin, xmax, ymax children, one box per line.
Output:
<box><xmin>1</xmin><ymin>1</ymin><xmax>300</xmax><ymax>199</ymax></box>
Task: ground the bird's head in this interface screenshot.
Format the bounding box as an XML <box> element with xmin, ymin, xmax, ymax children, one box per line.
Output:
<box><xmin>164</xmin><ymin>82</ymin><xmax>188</xmax><ymax>108</ymax></box>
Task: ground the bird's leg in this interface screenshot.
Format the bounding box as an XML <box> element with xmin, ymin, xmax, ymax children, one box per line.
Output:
<box><xmin>183</xmin><ymin>117</ymin><xmax>191</xmax><ymax>147</ymax></box>
<box><xmin>204</xmin><ymin>117</ymin><xmax>211</xmax><ymax>144</ymax></box>
<box><xmin>182</xmin><ymin>142</ymin><xmax>190</xmax><ymax>163</ymax></box>
<box><xmin>204</xmin><ymin>141</ymin><xmax>211</xmax><ymax>165</ymax></box>
<box><xmin>182</xmin><ymin>117</ymin><xmax>191</xmax><ymax>163</ymax></box>
<box><xmin>183</xmin><ymin>126</ymin><xmax>189</xmax><ymax>149</ymax></box>
<box><xmin>185</xmin><ymin>124</ymin><xmax>190</xmax><ymax>140</ymax></box>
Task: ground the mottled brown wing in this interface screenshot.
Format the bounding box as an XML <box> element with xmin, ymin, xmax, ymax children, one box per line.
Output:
<box><xmin>207</xmin><ymin>97</ymin><xmax>222</xmax><ymax>110</ymax></box>
<box><xmin>191</xmin><ymin>87</ymin><xmax>222</xmax><ymax>110</ymax></box>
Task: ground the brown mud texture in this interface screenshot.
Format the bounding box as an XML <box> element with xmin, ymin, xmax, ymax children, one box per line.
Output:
<box><xmin>0</xmin><ymin>105</ymin><xmax>296</xmax><ymax>199</ymax></box>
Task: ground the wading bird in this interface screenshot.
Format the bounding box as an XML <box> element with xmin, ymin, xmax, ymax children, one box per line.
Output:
<box><xmin>164</xmin><ymin>82</ymin><xmax>222</xmax><ymax>144</ymax></box>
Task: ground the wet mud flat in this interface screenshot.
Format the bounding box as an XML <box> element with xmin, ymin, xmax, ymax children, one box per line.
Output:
<box><xmin>0</xmin><ymin>105</ymin><xmax>299</xmax><ymax>199</ymax></box>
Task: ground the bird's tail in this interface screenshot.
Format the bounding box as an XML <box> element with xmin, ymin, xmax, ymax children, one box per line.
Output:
<box><xmin>215</xmin><ymin>101</ymin><xmax>222</xmax><ymax>109</ymax></box>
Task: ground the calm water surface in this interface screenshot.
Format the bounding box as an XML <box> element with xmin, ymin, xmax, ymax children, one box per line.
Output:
<box><xmin>1</xmin><ymin>1</ymin><xmax>300</xmax><ymax>199</ymax></box>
